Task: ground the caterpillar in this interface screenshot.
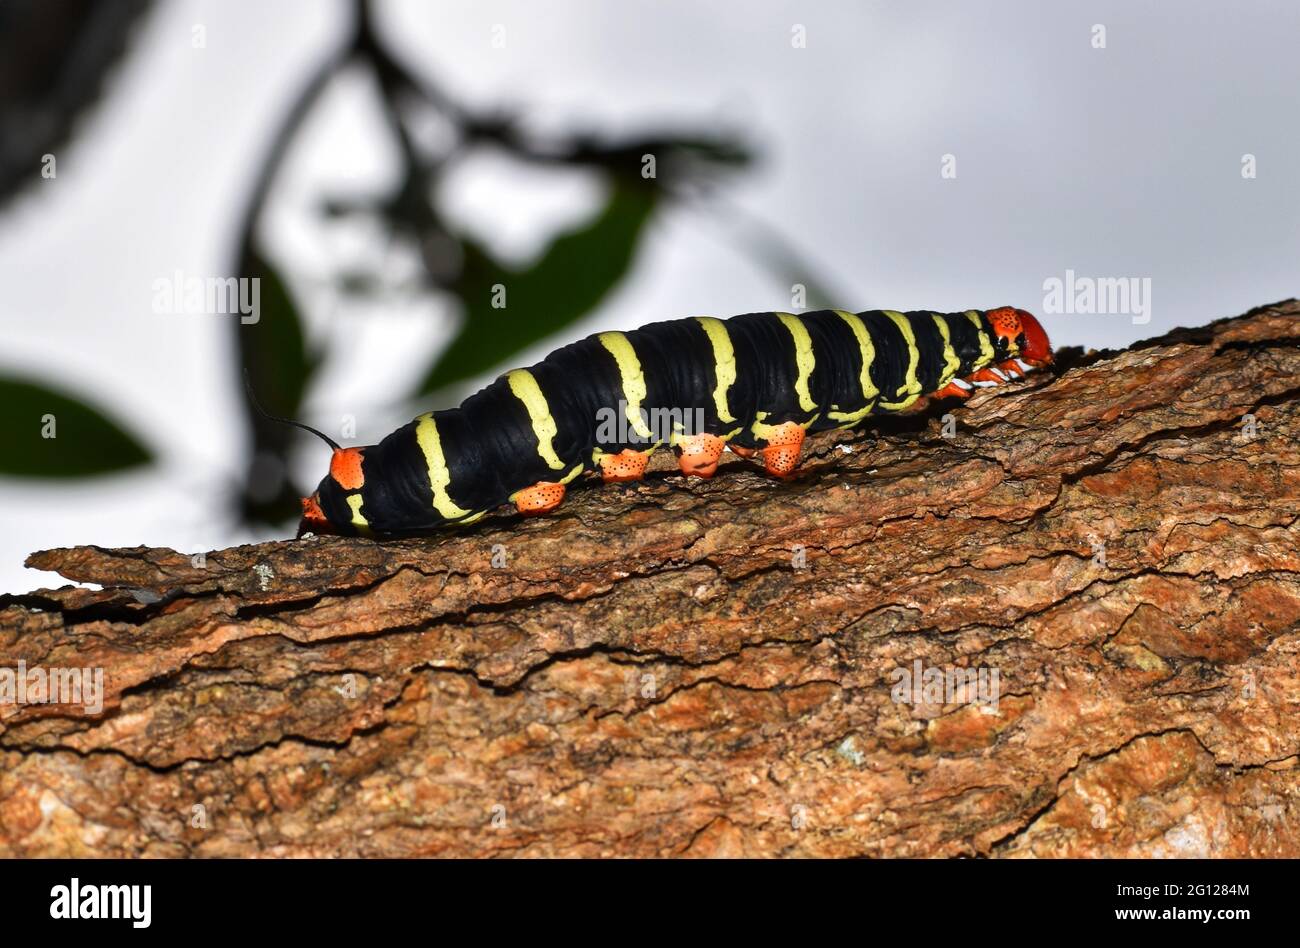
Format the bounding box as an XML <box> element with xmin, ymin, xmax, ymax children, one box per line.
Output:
<box><xmin>296</xmin><ymin>307</ymin><xmax>1053</xmax><ymax>536</ymax></box>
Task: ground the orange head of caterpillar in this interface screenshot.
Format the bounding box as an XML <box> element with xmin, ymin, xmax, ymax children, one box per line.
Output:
<box><xmin>242</xmin><ymin>372</ymin><xmax>371</xmax><ymax>536</ymax></box>
<box><xmin>298</xmin><ymin>446</ymin><xmax>367</xmax><ymax>536</ymax></box>
<box><xmin>988</xmin><ymin>306</ymin><xmax>1054</xmax><ymax>368</ymax></box>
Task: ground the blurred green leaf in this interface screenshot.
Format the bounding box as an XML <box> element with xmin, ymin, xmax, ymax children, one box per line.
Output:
<box><xmin>0</xmin><ymin>376</ymin><xmax>151</xmax><ymax>477</ymax></box>
<box><xmin>420</xmin><ymin>181</ymin><xmax>658</xmax><ymax>394</ymax></box>
<box><xmin>241</xmin><ymin>250</ymin><xmax>317</xmax><ymax>418</ymax></box>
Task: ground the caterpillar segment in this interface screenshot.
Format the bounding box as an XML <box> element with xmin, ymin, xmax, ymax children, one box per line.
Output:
<box><xmin>298</xmin><ymin>307</ymin><xmax>1053</xmax><ymax>536</ymax></box>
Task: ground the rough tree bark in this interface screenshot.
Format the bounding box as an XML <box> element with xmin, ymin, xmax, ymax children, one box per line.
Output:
<box><xmin>2</xmin><ymin>301</ymin><xmax>1299</xmax><ymax>858</ymax></box>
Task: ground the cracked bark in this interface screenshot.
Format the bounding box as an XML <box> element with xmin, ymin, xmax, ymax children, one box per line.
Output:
<box><xmin>3</xmin><ymin>301</ymin><xmax>1300</xmax><ymax>857</ymax></box>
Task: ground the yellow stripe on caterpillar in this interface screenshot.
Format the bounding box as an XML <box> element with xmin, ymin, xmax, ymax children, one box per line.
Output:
<box><xmin>597</xmin><ymin>331</ymin><xmax>655</xmax><ymax>441</ymax></box>
<box><xmin>414</xmin><ymin>413</ymin><xmax>472</xmax><ymax>519</ymax></box>
<box><xmin>695</xmin><ymin>316</ymin><xmax>738</xmax><ymax>423</ymax></box>
<box><xmin>882</xmin><ymin>310</ymin><xmax>923</xmax><ymax>401</ymax></box>
<box><xmin>932</xmin><ymin>313</ymin><xmax>962</xmax><ymax>388</ymax></box>
<box><xmin>505</xmin><ymin>368</ymin><xmax>566</xmax><ymax>471</ymax></box>
<box><xmin>775</xmin><ymin>312</ymin><xmax>818</xmax><ymax>412</ymax></box>
<box><xmin>828</xmin><ymin>405</ymin><xmax>874</xmax><ymax>427</ymax></box>
<box><xmin>967</xmin><ymin>310</ymin><xmax>996</xmax><ymax>369</ymax></box>
<box><xmin>833</xmin><ymin>310</ymin><xmax>880</xmax><ymax>402</ymax></box>
<box><xmin>346</xmin><ymin>494</ymin><xmax>371</xmax><ymax>534</ymax></box>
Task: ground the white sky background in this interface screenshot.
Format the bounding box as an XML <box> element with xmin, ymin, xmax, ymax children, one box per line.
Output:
<box><xmin>1</xmin><ymin>0</ymin><xmax>1297</xmax><ymax>594</ymax></box>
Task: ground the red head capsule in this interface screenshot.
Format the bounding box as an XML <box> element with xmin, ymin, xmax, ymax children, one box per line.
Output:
<box><xmin>987</xmin><ymin>306</ymin><xmax>1053</xmax><ymax>367</ymax></box>
<box><xmin>1015</xmin><ymin>309</ymin><xmax>1053</xmax><ymax>367</ymax></box>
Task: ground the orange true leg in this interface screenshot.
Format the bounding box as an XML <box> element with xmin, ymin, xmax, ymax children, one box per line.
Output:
<box><xmin>932</xmin><ymin>381</ymin><xmax>972</xmax><ymax>400</ymax></box>
<box><xmin>760</xmin><ymin>422</ymin><xmax>805</xmax><ymax>478</ymax></box>
<box><xmin>513</xmin><ymin>481</ymin><xmax>566</xmax><ymax>515</ymax></box>
<box><xmin>996</xmin><ymin>359</ymin><xmax>1025</xmax><ymax>379</ymax></box>
<box><xmin>599</xmin><ymin>448</ymin><xmax>649</xmax><ymax>483</ymax></box>
<box><xmin>676</xmin><ymin>433</ymin><xmax>726</xmax><ymax>477</ymax></box>
<box><xmin>968</xmin><ymin>366</ymin><xmax>1008</xmax><ymax>385</ymax></box>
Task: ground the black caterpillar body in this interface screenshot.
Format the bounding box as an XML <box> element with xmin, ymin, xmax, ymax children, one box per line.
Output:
<box><xmin>300</xmin><ymin>306</ymin><xmax>1053</xmax><ymax>535</ymax></box>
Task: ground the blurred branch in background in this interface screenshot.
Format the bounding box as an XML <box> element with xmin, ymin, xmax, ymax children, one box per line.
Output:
<box><xmin>0</xmin><ymin>0</ymin><xmax>842</xmax><ymax>535</ymax></box>
<box><xmin>0</xmin><ymin>0</ymin><xmax>152</xmax><ymax>207</ymax></box>
<box><xmin>234</xmin><ymin>0</ymin><xmax>759</xmax><ymax>526</ymax></box>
